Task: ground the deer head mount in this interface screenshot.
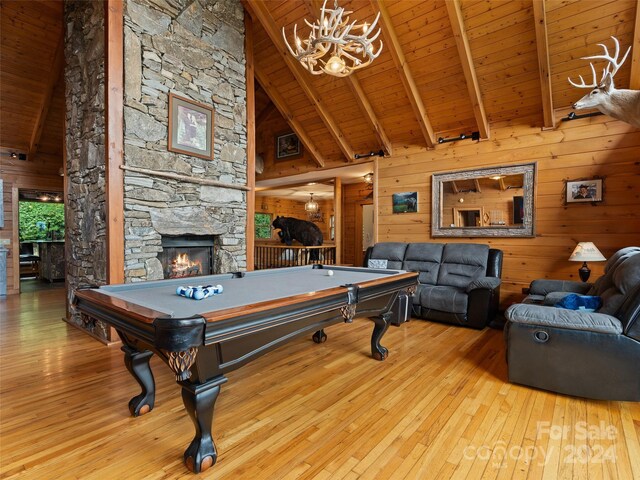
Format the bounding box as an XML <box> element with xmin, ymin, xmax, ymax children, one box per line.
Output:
<box><xmin>568</xmin><ymin>36</ymin><xmax>640</xmax><ymax>128</ymax></box>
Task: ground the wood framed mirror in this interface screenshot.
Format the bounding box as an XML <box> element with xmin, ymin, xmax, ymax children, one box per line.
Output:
<box><xmin>431</xmin><ymin>162</ymin><xmax>536</xmax><ymax>237</ymax></box>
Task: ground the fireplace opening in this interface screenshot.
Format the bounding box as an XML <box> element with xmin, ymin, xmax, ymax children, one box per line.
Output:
<box><xmin>158</xmin><ymin>235</ymin><xmax>216</xmax><ymax>279</ymax></box>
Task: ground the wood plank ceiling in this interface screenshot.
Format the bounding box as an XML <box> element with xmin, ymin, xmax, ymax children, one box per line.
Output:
<box><xmin>0</xmin><ymin>0</ymin><xmax>64</xmax><ymax>167</ymax></box>
<box><xmin>0</xmin><ymin>1</ymin><xmax>637</xmax><ymax>178</ymax></box>
<box><xmin>247</xmin><ymin>0</ymin><xmax>638</xmax><ymax>171</ymax></box>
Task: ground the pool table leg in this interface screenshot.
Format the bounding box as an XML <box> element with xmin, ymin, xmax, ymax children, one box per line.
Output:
<box><xmin>180</xmin><ymin>376</ymin><xmax>227</xmax><ymax>474</ymax></box>
<box><xmin>371</xmin><ymin>312</ymin><xmax>392</xmax><ymax>361</ymax></box>
<box><xmin>122</xmin><ymin>345</ymin><xmax>155</xmax><ymax>416</ymax></box>
<box><xmin>312</xmin><ymin>329</ymin><xmax>327</xmax><ymax>343</ymax></box>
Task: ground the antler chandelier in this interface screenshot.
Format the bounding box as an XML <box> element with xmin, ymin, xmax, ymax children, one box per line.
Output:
<box><xmin>282</xmin><ymin>0</ymin><xmax>383</xmax><ymax>77</ymax></box>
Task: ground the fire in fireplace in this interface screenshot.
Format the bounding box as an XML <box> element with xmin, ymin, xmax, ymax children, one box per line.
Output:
<box><xmin>158</xmin><ymin>235</ymin><xmax>216</xmax><ymax>279</ymax></box>
<box><xmin>169</xmin><ymin>253</ymin><xmax>202</xmax><ymax>278</ymax></box>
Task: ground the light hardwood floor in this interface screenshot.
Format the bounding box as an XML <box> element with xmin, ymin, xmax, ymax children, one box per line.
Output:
<box><xmin>1</xmin><ymin>288</ymin><xmax>639</xmax><ymax>479</ymax></box>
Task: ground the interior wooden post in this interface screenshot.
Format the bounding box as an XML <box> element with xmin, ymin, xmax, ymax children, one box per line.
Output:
<box><xmin>334</xmin><ymin>177</ymin><xmax>342</xmax><ymax>265</ymax></box>
<box><xmin>105</xmin><ymin>0</ymin><xmax>124</xmax><ymax>342</ymax></box>
<box><xmin>245</xmin><ymin>13</ymin><xmax>256</xmax><ymax>271</ymax></box>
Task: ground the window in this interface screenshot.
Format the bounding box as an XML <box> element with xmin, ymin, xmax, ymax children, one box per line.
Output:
<box><xmin>19</xmin><ymin>201</ymin><xmax>65</xmax><ymax>241</ymax></box>
<box><xmin>255</xmin><ymin>213</ymin><xmax>272</xmax><ymax>239</ymax></box>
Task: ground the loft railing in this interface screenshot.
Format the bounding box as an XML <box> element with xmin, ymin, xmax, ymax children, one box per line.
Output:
<box><xmin>255</xmin><ymin>243</ymin><xmax>336</xmax><ymax>270</ymax></box>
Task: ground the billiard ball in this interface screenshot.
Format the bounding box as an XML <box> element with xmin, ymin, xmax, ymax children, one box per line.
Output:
<box><xmin>326</xmin><ymin>270</ymin><xmax>334</xmax><ymax>276</ymax></box>
<box><xmin>193</xmin><ymin>289</ymin><xmax>205</xmax><ymax>300</ymax></box>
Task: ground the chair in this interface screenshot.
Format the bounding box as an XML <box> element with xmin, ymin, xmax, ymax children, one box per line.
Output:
<box><xmin>504</xmin><ymin>247</ymin><xmax>640</xmax><ymax>401</ymax></box>
<box><xmin>19</xmin><ymin>242</ymin><xmax>40</xmax><ymax>278</ymax></box>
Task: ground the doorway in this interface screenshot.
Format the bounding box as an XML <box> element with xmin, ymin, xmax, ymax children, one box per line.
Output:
<box><xmin>18</xmin><ymin>189</ymin><xmax>65</xmax><ymax>290</ymax></box>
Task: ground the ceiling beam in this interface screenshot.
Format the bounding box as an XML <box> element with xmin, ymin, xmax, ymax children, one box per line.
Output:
<box><xmin>345</xmin><ymin>73</ymin><xmax>393</xmax><ymax>156</ymax></box>
<box><xmin>370</xmin><ymin>0</ymin><xmax>435</xmax><ymax>148</ymax></box>
<box><xmin>304</xmin><ymin>0</ymin><xmax>393</xmax><ymax>156</ymax></box>
<box><xmin>445</xmin><ymin>0</ymin><xmax>490</xmax><ymax>138</ymax></box>
<box><xmin>532</xmin><ymin>0</ymin><xmax>555</xmax><ymax>129</ymax></box>
<box><xmin>244</xmin><ymin>0</ymin><xmax>355</xmax><ymax>162</ymax></box>
<box><xmin>630</xmin><ymin>0</ymin><xmax>640</xmax><ymax>89</ymax></box>
<box><xmin>254</xmin><ymin>66</ymin><xmax>326</xmax><ymax>168</ymax></box>
<box><xmin>29</xmin><ymin>35</ymin><xmax>64</xmax><ymax>156</ymax></box>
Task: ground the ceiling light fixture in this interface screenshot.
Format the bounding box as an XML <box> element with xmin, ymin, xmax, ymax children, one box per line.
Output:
<box><xmin>282</xmin><ymin>0</ymin><xmax>383</xmax><ymax>78</ymax></box>
<box><xmin>305</xmin><ymin>193</ymin><xmax>319</xmax><ymax>213</ymax></box>
<box><xmin>563</xmin><ymin>111</ymin><xmax>604</xmax><ymax>122</ymax></box>
<box><xmin>354</xmin><ymin>149</ymin><xmax>384</xmax><ymax>159</ymax></box>
<box><xmin>437</xmin><ymin>132</ymin><xmax>481</xmax><ymax>144</ymax></box>
<box><xmin>363</xmin><ymin>172</ymin><xmax>374</xmax><ymax>184</ymax></box>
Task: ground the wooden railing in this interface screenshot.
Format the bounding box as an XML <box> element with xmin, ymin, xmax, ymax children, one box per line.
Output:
<box><xmin>255</xmin><ymin>243</ymin><xmax>336</xmax><ymax>270</ymax></box>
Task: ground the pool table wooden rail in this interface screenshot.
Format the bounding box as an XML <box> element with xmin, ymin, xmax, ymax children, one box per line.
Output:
<box><xmin>74</xmin><ymin>270</ymin><xmax>417</xmax><ymax>325</ymax></box>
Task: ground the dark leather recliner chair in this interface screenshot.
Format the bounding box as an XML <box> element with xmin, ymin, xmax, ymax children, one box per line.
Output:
<box><xmin>504</xmin><ymin>247</ymin><xmax>640</xmax><ymax>401</ymax></box>
<box><xmin>364</xmin><ymin>242</ymin><xmax>503</xmax><ymax>329</ymax></box>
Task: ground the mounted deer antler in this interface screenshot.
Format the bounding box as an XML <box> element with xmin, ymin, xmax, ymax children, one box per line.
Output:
<box><xmin>568</xmin><ymin>37</ymin><xmax>640</xmax><ymax>128</ymax></box>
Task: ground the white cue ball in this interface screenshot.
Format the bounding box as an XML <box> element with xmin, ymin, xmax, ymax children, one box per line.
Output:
<box><xmin>326</xmin><ymin>270</ymin><xmax>334</xmax><ymax>276</ymax></box>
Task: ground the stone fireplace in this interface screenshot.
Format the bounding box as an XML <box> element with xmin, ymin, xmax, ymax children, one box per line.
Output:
<box><xmin>121</xmin><ymin>0</ymin><xmax>248</xmax><ymax>284</ymax></box>
<box><xmin>64</xmin><ymin>0</ymin><xmax>248</xmax><ymax>342</ymax></box>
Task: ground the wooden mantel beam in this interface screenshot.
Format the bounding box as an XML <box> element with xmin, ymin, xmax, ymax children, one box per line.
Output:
<box><xmin>244</xmin><ymin>0</ymin><xmax>355</xmax><ymax>162</ymax></box>
<box><xmin>29</xmin><ymin>35</ymin><xmax>64</xmax><ymax>156</ymax></box>
<box><xmin>254</xmin><ymin>66</ymin><xmax>326</xmax><ymax>168</ymax></box>
<box><xmin>370</xmin><ymin>0</ymin><xmax>435</xmax><ymax>148</ymax></box>
<box><xmin>445</xmin><ymin>0</ymin><xmax>490</xmax><ymax>138</ymax></box>
<box><xmin>305</xmin><ymin>0</ymin><xmax>393</xmax><ymax>156</ymax></box>
<box><xmin>532</xmin><ymin>0</ymin><xmax>556</xmax><ymax>129</ymax></box>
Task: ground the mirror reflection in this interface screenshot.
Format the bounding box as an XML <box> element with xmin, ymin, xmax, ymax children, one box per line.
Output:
<box><xmin>441</xmin><ymin>174</ymin><xmax>524</xmax><ymax>228</ymax></box>
<box><xmin>431</xmin><ymin>163</ymin><xmax>536</xmax><ymax>238</ymax></box>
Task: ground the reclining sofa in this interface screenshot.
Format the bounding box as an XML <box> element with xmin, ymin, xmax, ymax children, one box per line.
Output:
<box><xmin>364</xmin><ymin>242</ymin><xmax>503</xmax><ymax>329</ymax></box>
<box><xmin>504</xmin><ymin>247</ymin><xmax>640</xmax><ymax>401</ymax></box>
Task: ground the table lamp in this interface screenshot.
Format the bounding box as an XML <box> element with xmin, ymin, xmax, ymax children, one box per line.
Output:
<box><xmin>569</xmin><ymin>242</ymin><xmax>606</xmax><ymax>282</ymax></box>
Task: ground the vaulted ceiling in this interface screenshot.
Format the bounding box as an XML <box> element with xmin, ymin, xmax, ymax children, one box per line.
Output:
<box><xmin>245</xmin><ymin>0</ymin><xmax>639</xmax><ymax>169</ymax></box>
<box><xmin>0</xmin><ymin>0</ymin><xmax>64</xmax><ymax>168</ymax></box>
<box><xmin>0</xmin><ymin>1</ymin><xmax>637</xmax><ymax>180</ymax></box>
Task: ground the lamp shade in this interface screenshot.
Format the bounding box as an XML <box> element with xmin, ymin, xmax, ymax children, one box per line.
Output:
<box><xmin>568</xmin><ymin>242</ymin><xmax>606</xmax><ymax>262</ymax></box>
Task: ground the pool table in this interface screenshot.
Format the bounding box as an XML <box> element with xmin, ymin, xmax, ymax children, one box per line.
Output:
<box><xmin>74</xmin><ymin>264</ymin><xmax>417</xmax><ymax>473</ymax></box>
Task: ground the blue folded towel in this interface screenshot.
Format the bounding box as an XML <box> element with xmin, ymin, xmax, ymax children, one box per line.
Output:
<box><xmin>555</xmin><ymin>294</ymin><xmax>602</xmax><ymax>312</ymax></box>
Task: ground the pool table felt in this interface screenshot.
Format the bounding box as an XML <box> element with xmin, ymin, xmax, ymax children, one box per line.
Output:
<box><xmin>93</xmin><ymin>266</ymin><xmax>406</xmax><ymax>319</ymax></box>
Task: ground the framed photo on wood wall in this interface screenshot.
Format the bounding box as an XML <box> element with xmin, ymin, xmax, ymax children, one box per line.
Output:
<box><xmin>275</xmin><ymin>132</ymin><xmax>303</xmax><ymax>160</ymax></box>
<box><xmin>168</xmin><ymin>93</ymin><xmax>214</xmax><ymax>160</ymax></box>
<box><xmin>392</xmin><ymin>192</ymin><xmax>418</xmax><ymax>213</ymax></box>
<box><xmin>565</xmin><ymin>178</ymin><xmax>603</xmax><ymax>204</ymax></box>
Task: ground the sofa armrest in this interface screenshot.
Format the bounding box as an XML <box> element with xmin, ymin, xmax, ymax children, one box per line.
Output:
<box><xmin>466</xmin><ymin>276</ymin><xmax>501</xmax><ymax>293</ymax></box>
<box><xmin>505</xmin><ymin>303</ymin><xmax>622</xmax><ymax>334</ymax></box>
<box><xmin>529</xmin><ymin>279</ymin><xmax>591</xmax><ymax>296</ymax></box>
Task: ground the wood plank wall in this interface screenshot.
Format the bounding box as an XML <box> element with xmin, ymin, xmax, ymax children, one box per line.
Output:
<box><xmin>255</xmin><ymin>196</ymin><xmax>334</xmax><ymax>244</ymax></box>
<box><xmin>376</xmin><ymin>114</ymin><xmax>640</xmax><ymax>308</ymax></box>
<box><xmin>256</xmin><ymin>109</ymin><xmax>321</xmax><ymax>178</ymax></box>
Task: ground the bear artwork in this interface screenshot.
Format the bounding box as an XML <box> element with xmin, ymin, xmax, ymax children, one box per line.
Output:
<box><xmin>272</xmin><ymin>216</ymin><xmax>323</xmax><ymax>260</ymax></box>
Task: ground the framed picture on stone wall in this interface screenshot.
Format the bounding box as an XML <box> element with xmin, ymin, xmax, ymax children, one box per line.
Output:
<box><xmin>168</xmin><ymin>93</ymin><xmax>214</xmax><ymax>160</ymax></box>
